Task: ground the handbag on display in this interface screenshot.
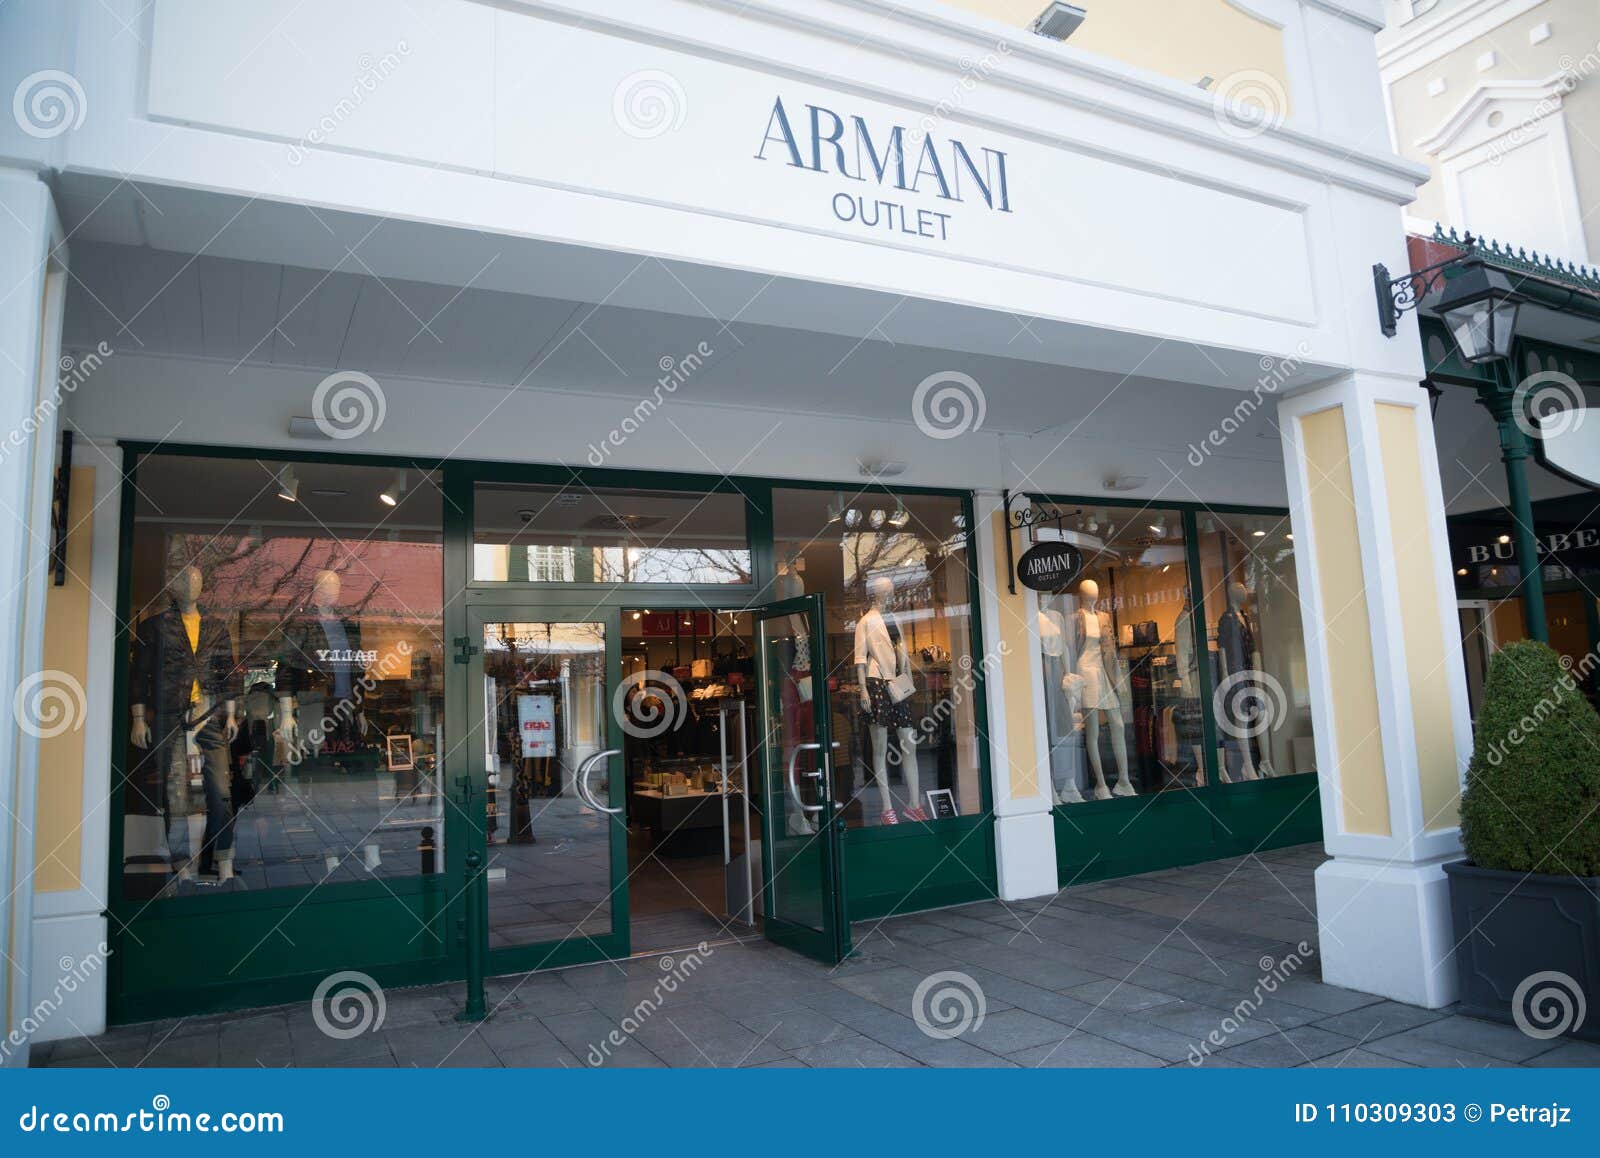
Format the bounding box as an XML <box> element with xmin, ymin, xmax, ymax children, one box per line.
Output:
<box><xmin>887</xmin><ymin>671</ymin><xmax>916</xmax><ymax>703</ymax></box>
<box><xmin>691</xmin><ymin>658</ymin><xmax>713</xmax><ymax>679</ymax></box>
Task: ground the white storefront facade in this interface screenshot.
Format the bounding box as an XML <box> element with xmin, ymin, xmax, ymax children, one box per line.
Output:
<box><xmin>0</xmin><ymin>0</ymin><xmax>1469</xmax><ymax>1062</ymax></box>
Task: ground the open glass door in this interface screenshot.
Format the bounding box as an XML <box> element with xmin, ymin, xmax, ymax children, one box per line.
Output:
<box><xmin>754</xmin><ymin>594</ymin><xmax>850</xmax><ymax>963</ymax></box>
<box><xmin>467</xmin><ymin>609</ymin><xmax>628</xmax><ymax>970</ymax></box>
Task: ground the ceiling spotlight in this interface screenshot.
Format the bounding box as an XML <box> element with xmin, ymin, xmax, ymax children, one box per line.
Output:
<box><xmin>1030</xmin><ymin>1</ymin><xmax>1086</xmax><ymax>41</ymax></box>
<box><xmin>1497</xmin><ymin>534</ymin><xmax>1511</xmax><ymax>544</ymax></box>
<box><xmin>843</xmin><ymin>508</ymin><xmax>862</xmax><ymax>529</ymax></box>
<box><xmin>1148</xmin><ymin>522</ymin><xmax>1166</xmax><ymax>536</ymax></box>
<box><xmin>632</xmin><ymin>611</ymin><xmax>641</xmax><ymax>620</ymax></box>
<box><xmin>276</xmin><ymin>465</ymin><xmax>300</xmax><ymax>503</ymax></box>
<box><xmin>1457</xmin><ymin>568</ymin><xmax>1468</xmax><ymax>576</ymax></box>
<box><xmin>1252</xmin><ymin>530</ymin><xmax>1266</xmax><ymax>537</ymax></box>
<box><xmin>869</xmin><ymin>508</ymin><xmax>887</xmax><ymax>530</ymax></box>
<box><xmin>379</xmin><ymin>470</ymin><xmax>408</xmax><ymax>507</ymax></box>
<box><xmin>888</xmin><ymin>506</ymin><xmax>910</xmax><ymax>529</ymax></box>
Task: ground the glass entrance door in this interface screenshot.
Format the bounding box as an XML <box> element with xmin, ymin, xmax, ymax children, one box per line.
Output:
<box><xmin>754</xmin><ymin>595</ymin><xmax>850</xmax><ymax>963</ymax></box>
<box><xmin>467</xmin><ymin>609</ymin><xmax>628</xmax><ymax>969</ymax></box>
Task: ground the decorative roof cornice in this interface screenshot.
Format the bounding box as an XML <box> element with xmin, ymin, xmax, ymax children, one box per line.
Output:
<box><xmin>1428</xmin><ymin>224</ymin><xmax>1600</xmax><ymax>297</ymax></box>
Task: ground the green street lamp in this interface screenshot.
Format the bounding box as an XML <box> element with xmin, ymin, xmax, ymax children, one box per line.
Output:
<box><xmin>1428</xmin><ymin>259</ymin><xmax>1544</xmax><ymax>641</ymax></box>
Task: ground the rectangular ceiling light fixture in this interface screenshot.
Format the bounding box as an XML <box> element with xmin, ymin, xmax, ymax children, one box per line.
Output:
<box><xmin>1031</xmin><ymin>2</ymin><xmax>1087</xmax><ymax>41</ymax></box>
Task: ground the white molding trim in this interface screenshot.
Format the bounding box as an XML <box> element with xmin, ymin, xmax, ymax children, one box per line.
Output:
<box><xmin>494</xmin><ymin>0</ymin><xmax>1426</xmax><ymax>198</ymax></box>
<box><xmin>1378</xmin><ymin>0</ymin><xmax>1547</xmax><ymax>81</ymax></box>
<box><xmin>1415</xmin><ymin>72</ymin><xmax>1574</xmax><ymax>157</ymax></box>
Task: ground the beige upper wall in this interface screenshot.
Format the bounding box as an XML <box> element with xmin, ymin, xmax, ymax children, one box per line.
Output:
<box><xmin>1382</xmin><ymin>0</ymin><xmax>1600</xmax><ymax>259</ymax></box>
<box><xmin>939</xmin><ymin>0</ymin><xmax>1292</xmax><ymax>106</ymax></box>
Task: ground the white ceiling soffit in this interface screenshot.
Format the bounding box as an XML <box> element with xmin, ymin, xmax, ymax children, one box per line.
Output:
<box><xmin>51</xmin><ymin>172</ymin><xmax>1335</xmax><ymax>395</ymax></box>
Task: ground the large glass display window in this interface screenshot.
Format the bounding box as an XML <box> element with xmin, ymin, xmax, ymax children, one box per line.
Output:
<box><xmin>1037</xmin><ymin>509</ymin><xmax>1202</xmax><ymax>802</ymax></box>
<box><xmin>1195</xmin><ymin>511</ymin><xmax>1316</xmax><ymax>782</ymax></box>
<box><xmin>770</xmin><ymin>488</ymin><xmax>983</xmax><ymax>827</ymax></box>
<box><xmin>121</xmin><ymin>454</ymin><xmax>446</xmax><ymax>898</ymax></box>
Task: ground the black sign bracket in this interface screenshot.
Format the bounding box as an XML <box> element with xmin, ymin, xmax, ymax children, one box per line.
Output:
<box><xmin>1001</xmin><ymin>489</ymin><xmax>1082</xmax><ymax>595</ymax></box>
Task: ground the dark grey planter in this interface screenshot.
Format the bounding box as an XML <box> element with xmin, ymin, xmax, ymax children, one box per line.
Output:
<box><xmin>1444</xmin><ymin>860</ymin><xmax>1600</xmax><ymax>1042</ymax></box>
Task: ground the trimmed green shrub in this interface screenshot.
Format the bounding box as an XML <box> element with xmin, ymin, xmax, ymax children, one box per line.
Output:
<box><xmin>1460</xmin><ymin>639</ymin><xmax>1600</xmax><ymax>877</ymax></box>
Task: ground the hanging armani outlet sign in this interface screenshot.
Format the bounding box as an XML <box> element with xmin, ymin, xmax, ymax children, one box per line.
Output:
<box><xmin>1016</xmin><ymin>541</ymin><xmax>1084</xmax><ymax>593</ymax></box>
<box><xmin>754</xmin><ymin>95</ymin><xmax>1014</xmax><ymax>244</ymax></box>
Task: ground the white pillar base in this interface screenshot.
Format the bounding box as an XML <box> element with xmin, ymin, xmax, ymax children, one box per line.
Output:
<box><xmin>27</xmin><ymin>914</ymin><xmax>109</xmax><ymax>1044</ymax></box>
<box><xmin>995</xmin><ymin>811</ymin><xmax>1057</xmax><ymax>901</ymax></box>
<box><xmin>1314</xmin><ymin>857</ymin><xmax>1458</xmax><ymax>1009</ymax></box>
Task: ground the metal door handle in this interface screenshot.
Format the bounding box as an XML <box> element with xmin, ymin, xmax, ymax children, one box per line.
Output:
<box><xmin>786</xmin><ymin>741</ymin><xmax>840</xmax><ymax>814</ymax></box>
<box><xmin>575</xmin><ymin>748</ymin><xmax>624</xmax><ymax>815</ymax></box>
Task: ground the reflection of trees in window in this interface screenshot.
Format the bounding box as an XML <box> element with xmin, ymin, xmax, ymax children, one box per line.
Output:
<box><xmin>597</xmin><ymin>545</ymin><xmax>752</xmax><ymax>585</ymax></box>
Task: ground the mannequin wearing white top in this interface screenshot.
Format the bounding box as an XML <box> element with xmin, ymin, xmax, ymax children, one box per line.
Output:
<box><xmin>1068</xmin><ymin>578</ymin><xmax>1134</xmax><ymax>798</ymax></box>
<box><xmin>1040</xmin><ymin>605</ymin><xmax>1084</xmax><ymax>805</ymax></box>
<box><xmin>855</xmin><ymin>575</ymin><xmax>923</xmax><ymax>824</ymax></box>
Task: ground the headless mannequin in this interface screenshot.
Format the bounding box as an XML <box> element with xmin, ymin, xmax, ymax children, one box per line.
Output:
<box><xmin>1069</xmin><ymin>578</ymin><xmax>1133</xmax><ymax>799</ymax></box>
<box><xmin>1173</xmin><ymin>599</ymin><xmax>1206</xmax><ymax>784</ymax></box>
<box><xmin>1217</xmin><ymin>581</ymin><xmax>1262</xmax><ymax>782</ymax></box>
<box><xmin>275</xmin><ymin>569</ymin><xmax>367</xmax><ymax>759</ymax></box>
<box><xmin>130</xmin><ymin>565</ymin><xmax>239</xmax><ymax>883</ymax></box>
<box><xmin>855</xmin><ymin>575</ymin><xmax>923</xmax><ymax>824</ymax></box>
<box><xmin>1042</xmin><ymin>604</ymin><xmax>1085</xmax><ymax>806</ymax></box>
<box><xmin>775</xmin><ymin>565</ymin><xmax>816</xmax><ymax>836</ymax></box>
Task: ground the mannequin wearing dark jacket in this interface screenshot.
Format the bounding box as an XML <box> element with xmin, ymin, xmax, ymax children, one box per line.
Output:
<box><xmin>129</xmin><ymin>566</ymin><xmax>241</xmax><ymax>881</ymax></box>
<box><xmin>271</xmin><ymin>570</ymin><xmax>367</xmax><ymax>762</ymax></box>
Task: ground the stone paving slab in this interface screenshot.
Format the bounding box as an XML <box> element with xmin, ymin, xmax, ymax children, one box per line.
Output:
<box><xmin>30</xmin><ymin>845</ymin><xmax>1599</xmax><ymax>1069</ymax></box>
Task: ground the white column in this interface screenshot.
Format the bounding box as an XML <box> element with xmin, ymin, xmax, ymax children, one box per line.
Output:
<box><xmin>974</xmin><ymin>491</ymin><xmax>1058</xmax><ymax>901</ymax></box>
<box><xmin>1278</xmin><ymin>371</ymin><xmax>1473</xmax><ymax>1008</ymax></box>
<box><xmin>0</xmin><ymin>168</ymin><xmax>68</xmax><ymax>1066</ymax></box>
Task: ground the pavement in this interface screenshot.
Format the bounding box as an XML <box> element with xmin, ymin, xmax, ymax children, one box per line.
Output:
<box><xmin>31</xmin><ymin>844</ymin><xmax>1600</xmax><ymax>1068</ymax></box>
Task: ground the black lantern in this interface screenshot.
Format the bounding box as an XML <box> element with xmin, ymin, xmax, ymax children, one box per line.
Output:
<box><xmin>1434</xmin><ymin>260</ymin><xmax>1523</xmax><ymax>364</ymax></box>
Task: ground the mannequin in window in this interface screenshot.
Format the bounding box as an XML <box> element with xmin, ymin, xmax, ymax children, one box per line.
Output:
<box><xmin>273</xmin><ymin>568</ymin><xmax>366</xmax><ymax>764</ymax></box>
<box><xmin>1217</xmin><ymin>581</ymin><xmax>1263</xmax><ymax>782</ymax></box>
<box><xmin>130</xmin><ymin>564</ymin><xmax>240</xmax><ymax>885</ymax></box>
<box><xmin>1068</xmin><ymin>578</ymin><xmax>1133</xmax><ymax>798</ymax></box>
<box><xmin>1040</xmin><ymin>602</ymin><xmax>1084</xmax><ymax>805</ymax></box>
<box><xmin>776</xmin><ymin>561</ymin><xmax>817</xmax><ymax>836</ymax></box>
<box><xmin>855</xmin><ymin>575</ymin><xmax>925</xmax><ymax>824</ymax></box>
<box><xmin>1173</xmin><ymin>598</ymin><xmax>1207</xmax><ymax>785</ymax></box>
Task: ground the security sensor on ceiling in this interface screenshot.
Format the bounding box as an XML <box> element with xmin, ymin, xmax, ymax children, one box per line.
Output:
<box><xmin>859</xmin><ymin>459</ymin><xmax>907</xmax><ymax>478</ymax></box>
<box><xmin>1103</xmin><ymin>474</ymin><xmax>1148</xmax><ymax>492</ymax></box>
<box><xmin>287</xmin><ymin>416</ymin><xmax>332</xmax><ymax>440</ymax></box>
<box><xmin>1031</xmin><ymin>2</ymin><xmax>1087</xmax><ymax>42</ymax></box>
